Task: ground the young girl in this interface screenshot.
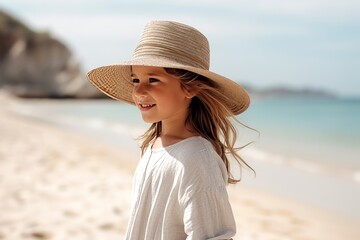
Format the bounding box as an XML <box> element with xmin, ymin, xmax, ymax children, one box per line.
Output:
<box><xmin>87</xmin><ymin>20</ymin><xmax>251</xmax><ymax>240</ymax></box>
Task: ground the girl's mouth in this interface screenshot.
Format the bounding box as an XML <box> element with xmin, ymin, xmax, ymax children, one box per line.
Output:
<box><xmin>138</xmin><ymin>103</ymin><xmax>156</xmax><ymax>111</ymax></box>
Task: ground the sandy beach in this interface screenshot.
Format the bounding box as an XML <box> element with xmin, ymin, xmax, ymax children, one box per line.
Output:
<box><xmin>1</xmin><ymin>94</ymin><xmax>359</xmax><ymax>240</ymax></box>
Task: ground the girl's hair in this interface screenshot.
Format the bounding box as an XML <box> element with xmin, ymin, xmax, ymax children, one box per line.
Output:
<box><xmin>139</xmin><ymin>68</ymin><xmax>254</xmax><ymax>183</ymax></box>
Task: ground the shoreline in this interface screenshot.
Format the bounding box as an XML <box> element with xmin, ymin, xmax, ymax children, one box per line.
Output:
<box><xmin>1</xmin><ymin>95</ymin><xmax>360</xmax><ymax>239</ymax></box>
<box><xmin>241</xmin><ymin>145</ymin><xmax>360</xmax><ymax>220</ymax></box>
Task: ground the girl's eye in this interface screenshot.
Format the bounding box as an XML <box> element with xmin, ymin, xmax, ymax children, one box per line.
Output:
<box><xmin>149</xmin><ymin>78</ymin><xmax>159</xmax><ymax>83</ymax></box>
<box><xmin>132</xmin><ymin>78</ymin><xmax>139</xmax><ymax>84</ymax></box>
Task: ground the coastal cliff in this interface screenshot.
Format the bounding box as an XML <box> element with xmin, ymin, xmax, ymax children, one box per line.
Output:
<box><xmin>0</xmin><ymin>10</ymin><xmax>102</xmax><ymax>98</ymax></box>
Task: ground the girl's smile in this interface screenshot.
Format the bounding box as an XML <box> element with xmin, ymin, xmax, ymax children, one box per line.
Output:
<box><xmin>137</xmin><ymin>103</ymin><xmax>156</xmax><ymax>111</ymax></box>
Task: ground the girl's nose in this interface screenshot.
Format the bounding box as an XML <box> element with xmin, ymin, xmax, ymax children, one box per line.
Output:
<box><xmin>133</xmin><ymin>83</ymin><xmax>147</xmax><ymax>98</ymax></box>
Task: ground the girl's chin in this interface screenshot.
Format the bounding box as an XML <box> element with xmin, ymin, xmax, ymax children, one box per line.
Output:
<box><xmin>141</xmin><ymin>116</ymin><xmax>160</xmax><ymax>124</ymax></box>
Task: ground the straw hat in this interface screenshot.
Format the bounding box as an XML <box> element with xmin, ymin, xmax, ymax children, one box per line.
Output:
<box><xmin>87</xmin><ymin>20</ymin><xmax>250</xmax><ymax>115</ymax></box>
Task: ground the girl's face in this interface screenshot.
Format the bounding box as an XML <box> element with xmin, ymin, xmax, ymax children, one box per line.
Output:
<box><xmin>131</xmin><ymin>66</ymin><xmax>192</xmax><ymax>124</ymax></box>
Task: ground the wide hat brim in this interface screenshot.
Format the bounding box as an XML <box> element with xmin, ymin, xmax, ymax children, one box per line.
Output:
<box><xmin>87</xmin><ymin>57</ymin><xmax>250</xmax><ymax>115</ymax></box>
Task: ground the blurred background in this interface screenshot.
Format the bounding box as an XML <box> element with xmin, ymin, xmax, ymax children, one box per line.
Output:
<box><xmin>1</xmin><ymin>0</ymin><xmax>360</xmax><ymax>97</ymax></box>
<box><xmin>1</xmin><ymin>0</ymin><xmax>359</xmax><ymax>239</ymax></box>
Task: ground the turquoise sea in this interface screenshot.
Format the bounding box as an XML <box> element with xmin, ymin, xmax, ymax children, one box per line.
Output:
<box><xmin>15</xmin><ymin>96</ymin><xmax>360</xmax><ymax>173</ymax></box>
<box><xmin>241</xmin><ymin>97</ymin><xmax>360</xmax><ymax>170</ymax></box>
<box><xmin>10</xmin><ymin>96</ymin><xmax>360</xmax><ymax>219</ymax></box>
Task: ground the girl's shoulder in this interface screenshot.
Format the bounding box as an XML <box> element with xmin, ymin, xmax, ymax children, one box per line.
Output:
<box><xmin>152</xmin><ymin>136</ymin><xmax>223</xmax><ymax>169</ymax></box>
<box><xmin>170</xmin><ymin>136</ymin><xmax>213</xmax><ymax>155</ymax></box>
<box><xmin>173</xmin><ymin>136</ymin><xmax>228</xmax><ymax>187</ymax></box>
<box><xmin>171</xmin><ymin>136</ymin><xmax>222</xmax><ymax>166</ymax></box>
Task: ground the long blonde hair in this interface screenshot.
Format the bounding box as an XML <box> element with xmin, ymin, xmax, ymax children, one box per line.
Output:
<box><xmin>138</xmin><ymin>68</ymin><xmax>254</xmax><ymax>183</ymax></box>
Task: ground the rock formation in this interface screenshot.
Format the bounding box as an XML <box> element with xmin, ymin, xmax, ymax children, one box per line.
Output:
<box><xmin>0</xmin><ymin>10</ymin><xmax>103</xmax><ymax>98</ymax></box>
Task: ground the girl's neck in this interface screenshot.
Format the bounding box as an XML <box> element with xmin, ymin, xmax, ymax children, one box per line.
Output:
<box><xmin>152</xmin><ymin>121</ymin><xmax>198</xmax><ymax>149</ymax></box>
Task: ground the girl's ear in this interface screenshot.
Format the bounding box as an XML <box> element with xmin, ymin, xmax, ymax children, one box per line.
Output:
<box><xmin>184</xmin><ymin>88</ymin><xmax>197</xmax><ymax>99</ymax></box>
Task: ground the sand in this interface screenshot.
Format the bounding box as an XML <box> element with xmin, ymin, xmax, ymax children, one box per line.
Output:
<box><xmin>1</xmin><ymin>95</ymin><xmax>359</xmax><ymax>240</ymax></box>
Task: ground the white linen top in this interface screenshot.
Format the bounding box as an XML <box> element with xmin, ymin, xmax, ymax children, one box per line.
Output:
<box><xmin>124</xmin><ymin>136</ymin><xmax>236</xmax><ymax>240</ymax></box>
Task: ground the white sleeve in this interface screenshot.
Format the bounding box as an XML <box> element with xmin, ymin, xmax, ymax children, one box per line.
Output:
<box><xmin>183</xmin><ymin>186</ymin><xmax>236</xmax><ymax>240</ymax></box>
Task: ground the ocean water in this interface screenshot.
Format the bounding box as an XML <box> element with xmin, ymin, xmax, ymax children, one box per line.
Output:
<box><xmin>11</xmin><ymin>96</ymin><xmax>360</xmax><ymax>180</ymax></box>
<box><xmin>240</xmin><ymin>97</ymin><xmax>360</xmax><ymax>170</ymax></box>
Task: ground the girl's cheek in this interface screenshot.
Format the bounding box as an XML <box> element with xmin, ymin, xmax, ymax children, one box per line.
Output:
<box><xmin>131</xmin><ymin>91</ymin><xmax>137</xmax><ymax>103</ymax></box>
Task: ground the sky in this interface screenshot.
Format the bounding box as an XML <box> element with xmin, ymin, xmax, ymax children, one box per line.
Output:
<box><xmin>1</xmin><ymin>0</ymin><xmax>360</xmax><ymax>97</ymax></box>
